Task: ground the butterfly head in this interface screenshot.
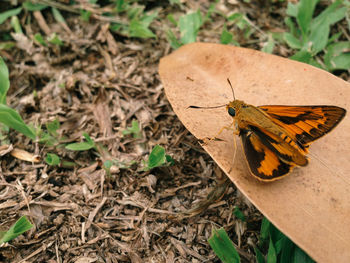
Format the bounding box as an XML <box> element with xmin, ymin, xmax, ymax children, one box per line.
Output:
<box><xmin>226</xmin><ymin>100</ymin><xmax>245</xmax><ymax>118</ymax></box>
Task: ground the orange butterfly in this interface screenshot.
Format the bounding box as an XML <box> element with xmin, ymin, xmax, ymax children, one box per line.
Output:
<box><xmin>190</xmin><ymin>80</ymin><xmax>346</xmax><ymax>182</ymax></box>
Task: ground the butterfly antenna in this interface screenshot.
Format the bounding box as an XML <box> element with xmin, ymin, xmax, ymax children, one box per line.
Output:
<box><xmin>227</xmin><ymin>78</ymin><xmax>235</xmax><ymax>101</ymax></box>
<box><xmin>188</xmin><ymin>104</ymin><xmax>226</xmax><ymax>109</ymax></box>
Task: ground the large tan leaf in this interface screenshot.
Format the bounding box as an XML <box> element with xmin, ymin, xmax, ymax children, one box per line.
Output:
<box><xmin>159</xmin><ymin>43</ymin><xmax>350</xmax><ymax>262</ymax></box>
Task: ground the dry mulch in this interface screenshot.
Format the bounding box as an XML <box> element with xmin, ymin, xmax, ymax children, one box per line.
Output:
<box><xmin>0</xmin><ymin>1</ymin><xmax>348</xmax><ymax>262</ymax></box>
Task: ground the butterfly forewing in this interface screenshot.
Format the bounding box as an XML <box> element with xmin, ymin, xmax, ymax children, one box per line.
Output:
<box><xmin>258</xmin><ymin>105</ymin><xmax>346</xmax><ymax>146</ymax></box>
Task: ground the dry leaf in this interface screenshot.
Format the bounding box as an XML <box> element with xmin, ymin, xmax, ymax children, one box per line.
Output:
<box><xmin>159</xmin><ymin>43</ymin><xmax>350</xmax><ymax>262</ymax></box>
<box><xmin>0</xmin><ymin>144</ymin><xmax>13</xmax><ymax>156</ymax></box>
<box><xmin>11</xmin><ymin>148</ymin><xmax>40</xmax><ymax>163</ymax></box>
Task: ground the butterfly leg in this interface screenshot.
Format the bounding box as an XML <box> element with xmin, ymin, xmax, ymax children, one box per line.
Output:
<box><xmin>202</xmin><ymin>121</ymin><xmax>236</xmax><ymax>144</ymax></box>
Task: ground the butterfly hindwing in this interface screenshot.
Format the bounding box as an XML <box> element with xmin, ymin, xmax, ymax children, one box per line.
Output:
<box><xmin>240</xmin><ymin>125</ymin><xmax>297</xmax><ymax>181</ymax></box>
<box><xmin>258</xmin><ymin>105</ymin><xmax>346</xmax><ymax>146</ymax></box>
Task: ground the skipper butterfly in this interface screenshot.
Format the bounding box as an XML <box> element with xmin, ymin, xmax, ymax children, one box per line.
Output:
<box><xmin>190</xmin><ymin>80</ymin><xmax>346</xmax><ymax>182</ymax></box>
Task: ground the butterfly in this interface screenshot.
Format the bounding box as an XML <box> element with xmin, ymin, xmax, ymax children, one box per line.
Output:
<box><xmin>190</xmin><ymin>80</ymin><xmax>346</xmax><ymax>182</ymax></box>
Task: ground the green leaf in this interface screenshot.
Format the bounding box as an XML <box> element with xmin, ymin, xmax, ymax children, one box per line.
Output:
<box><xmin>147</xmin><ymin>145</ymin><xmax>166</xmax><ymax>169</ymax></box>
<box><xmin>23</xmin><ymin>1</ymin><xmax>48</xmax><ymax>11</ymax></box>
<box><xmin>165</xmin><ymin>154</ymin><xmax>174</xmax><ymax>165</ymax></box>
<box><xmin>11</xmin><ymin>16</ymin><xmax>22</xmax><ymax>34</ymax></box>
<box><xmin>290</xmin><ymin>50</ymin><xmax>312</xmax><ymax>63</ymax></box>
<box><xmin>0</xmin><ymin>42</ymin><xmax>15</xmax><ymax>50</ymax></box>
<box><xmin>51</xmin><ymin>7</ymin><xmax>66</xmax><ymax>24</ymax></box>
<box><xmin>167</xmin><ymin>14</ymin><xmax>177</xmax><ymax>26</ymax></box>
<box><xmin>46</xmin><ymin>119</ymin><xmax>60</xmax><ymax>136</ymax></box>
<box><xmin>0</xmin><ymin>7</ymin><xmax>22</xmax><ymax>25</ymax></box>
<box><xmin>254</xmin><ymin>247</ymin><xmax>265</xmax><ymax>263</ymax></box>
<box><xmin>34</xmin><ymin>33</ymin><xmax>47</xmax><ymax>46</ymax></box>
<box><xmin>220</xmin><ymin>26</ymin><xmax>233</xmax><ymax>45</ymax></box>
<box><xmin>47</xmin><ymin>33</ymin><xmax>63</xmax><ymax>46</ymax></box>
<box><xmin>208</xmin><ymin>227</ymin><xmax>241</xmax><ymax>263</ymax></box>
<box><xmin>65</xmin><ymin>133</ymin><xmax>95</xmax><ymax>151</ymax></box>
<box><xmin>286</xmin><ymin>2</ymin><xmax>298</xmax><ymax>17</ymax></box>
<box><xmin>296</xmin><ymin>0</ymin><xmax>319</xmax><ymax>37</ymax></box>
<box><xmin>80</xmin><ymin>9</ymin><xmax>92</xmax><ymax>22</ymax></box>
<box><xmin>308</xmin><ymin>19</ymin><xmax>329</xmax><ymax>54</ymax></box>
<box><xmin>203</xmin><ymin>2</ymin><xmax>216</xmax><ymax>23</ymax></box>
<box><xmin>284</xmin><ymin>17</ymin><xmax>299</xmax><ymax>37</ymax></box>
<box><xmin>0</xmin><ymin>57</ymin><xmax>10</xmax><ymax>104</ymax></box>
<box><xmin>279</xmin><ymin>236</ymin><xmax>295</xmax><ymax>263</ymax></box>
<box><xmin>45</xmin><ymin>153</ymin><xmax>60</xmax><ymax>166</ymax></box>
<box><xmin>293</xmin><ymin>246</ymin><xmax>315</xmax><ymax>263</ymax></box>
<box><xmin>260</xmin><ymin>217</ymin><xmax>270</xmax><ymax>243</ymax></box>
<box><xmin>324</xmin><ymin>42</ymin><xmax>350</xmax><ymax>71</ymax></box>
<box><xmin>179</xmin><ymin>10</ymin><xmax>203</xmax><ymax>44</ymax></box>
<box><xmin>311</xmin><ymin>0</ymin><xmax>345</xmax><ymax>28</ymax></box>
<box><xmin>129</xmin><ymin>12</ymin><xmax>158</xmax><ymax>39</ymax></box>
<box><xmin>166</xmin><ymin>30</ymin><xmax>182</xmax><ymax>49</ymax></box>
<box><xmin>284</xmin><ymin>32</ymin><xmax>302</xmax><ymax>49</ymax></box>
<box><xmin>233</xmin><ymin>206</ymin><xmax>246</xmax><ymax>221</ymax></box>
<box><xmin>122</xmin><ymin>119</ymin><xmax>142</xmax><ymax>139</ymax></box>
<box><xmin>0</xmin><ymin>104</ymin><xmax>36</xmax><ymax>139</ymax></box>
<box><xmin>262</xmin><ymin>33</ymin><xmax>275</xmax><ymax>54</ymax></box>
<box><xmin>0</xmin><ymin>216</ymin><xmax>33</xmax><ymax>244</ymax></box>
<box><xmin>267</xmin><ymin>237</ymin><xmax>277</xmax><ymax>263</ymax></box>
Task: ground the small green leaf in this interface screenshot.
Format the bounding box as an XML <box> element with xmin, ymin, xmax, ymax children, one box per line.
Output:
<box><xmin>129</xmin><ymin>11</ymin><xmax>158</xmax><ymax>39</ymax></box>
<box><xmin>0</xmin><ymin>42</ymin><xmax>15</xmax><ymax>50</ymax></box>
<box><xmin>0</xmin><ymin>216</ymin><xmax>33</xmax><ymax>244</ymax></box>
<box><xmin>104</xmin><ymin>160</ymin><xmax>113</xmax><ymax>169</ymax></box>
<box><xmin>0</xmin><ymin>7</ymin><xmax>22</xmax><ymax>25</ymax></box>
<box><xmin>290</xmin><ymin>50</ymin><xmax>312</xmax><ymax>63</ymax></box>
<box><xmin>122</xmin><ymin>120</ymin><xmax>141</xmax><ymax>139</ymax></box>
<box><xmin>267</xmin><ymin>237</ymin><xmax>277</xmax><ymax>263</ymax></box>
<box><xmin>220</xmin><ymin>26</ymin><xmax>233</xmax><ymax>45</ymax></box>
<box><xmin>165</xmin><ymin>154</ymin><xmax>174</xmax><ymax>166</ymax></box>
<box><xmin>179</xmin><ymin>10</ymin><xmax>203</xmax><ymax>44</ymax></box>
<box><xmin>47</xmin><ymin>33</ymin><xmax>63</xmax><ymax>46</ymax></box>
<box><xmin>233</xmin><ymin>206</ymin><xmax>246</xmax><ymax>221</ymax></box>
<box><xmin>46</xmin><ymin>119</ymin><xmax>60</xmax><ymax>136</ymax></box>
<box><xmin>45</xmin><ymin>153</ymin><xmax>60</xmax><ymax>166</ymax></box>
<box><xmin>11</xmin><ymin>16</ymin><xmax>22</xmax><ymax>34</ymax></box>
<box><xmin>167</xmin><ymin>14</ymin><xmax>177</xmax><ymax>26</ymax></box>
<box><xmin>286</xmin><ymin>2</ymin><xmax>298</xmax><ymax>17</ymax></box>
<box><xmin>296</xmin><ymin>0</ymin><xmax>319</xmax><ymax>37</ymax></box>
<box><xmin>279</xmin><ymin>236</ymin><xmax>295</xmax><ymax>262</ymax></box>
<box><xmin>65</xmin><ymin>133</ymin><xmax>95</xmax><ymax>151</ymax></box>
<box><xmin>23</xmin><ymin>1</ymin><xmax>48</xmax><ymax>11</ymax></box>
<box><xmin>34</xmin><ymin>33</ymin><xmax>47</xmax><ymax>46</ymax></box>
<box><xmin>0</xmin><ymin>104</ymin><xmax>36</xmax><ymax>139</ymax></box>
<box><xmin>262</xmin><ymin>33</ymin><xmax>275</xmax><ymax>54</ymax></box>
<box><xmin>284</xmin><ymin>17</ymin><xmax>299</xmax><ymax>37</ymax></box>
<box><xmin>283</xmin><ymin>32</ymin><xmax>302</xmax><ymax>49</ymax></box>
<box><xmin>311</xmin><ymin>0</ymin><xmax>345</xmax><ymax>29</ymax></box>
<box><xmin>208</xmin><ymin>227</ymin><xmax>240</xmax><ymax>263</ymax></box>
<box><xmin>80</xmin><ymin>9</ymin><xmax>92</xmax><ymax>22</ymax></box>
<box><xmin>308</xmin><ymin>19</ymin><xmax>329</xmax><ymax>54</ymax></box>
<box><xmin>260</xmin><ymin>217</ymin><xmax>270</xmax><ymax>242</ymax></box>
<box><xmin>51</xmin><ymin>7</ymin><xmax>66</xmax><ymax>24</ymax></box>
<box><xmin>324</xmin><ymin>42</ymin><xmax>350</xmax><ymax>71</ymax></box>
<box><xmin>254</xmin><ymin>247</ymin><xmax>265</xmax><ymax>263</ymax></box>
<box><xmin>0</xmin><ymin>57</ymin><xmax>10</xmax><ymax>104</ymax></box>
<box><xmin>293</xmin><ymin>246</ymin><xmax>315</xmax><ymax>263</ymax></box>
<box><xmin>166</xmin><ymin>30</ymin><xmax>182</xmax><ymax>49</ymax></box>
<box><xmin>147</xmin><ymin>145</ymin><xmax>166</xmax><ymax>169</ymax></box>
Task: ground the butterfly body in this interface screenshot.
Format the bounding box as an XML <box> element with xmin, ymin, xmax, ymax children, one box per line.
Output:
<box><xmin>225</xmin><ymin>100</ymin><xmax>346</xmax><ymax>181</ymax></box>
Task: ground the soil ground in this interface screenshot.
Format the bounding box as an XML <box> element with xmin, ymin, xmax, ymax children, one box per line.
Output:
<box><xmin>0</xmin><ymin>1</ymin><xmax>348</xmax><ymax>262</ymax></box>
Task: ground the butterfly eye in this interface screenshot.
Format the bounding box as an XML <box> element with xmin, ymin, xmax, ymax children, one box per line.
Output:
<box><xmin>228</xmin><ymin>107</ymin><xmax>236</xmax><ymax>117</ymax></box>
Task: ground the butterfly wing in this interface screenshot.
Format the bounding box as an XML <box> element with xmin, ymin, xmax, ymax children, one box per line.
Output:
<box><xmin>258</xmin><ymin>105</ymin><xmax>346</xmax><ymax>147</ymax></box>
<box><xmin>240</xmin><ymin>127</ymin><xmax>297</xmax><ymax>181</ymax></box>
